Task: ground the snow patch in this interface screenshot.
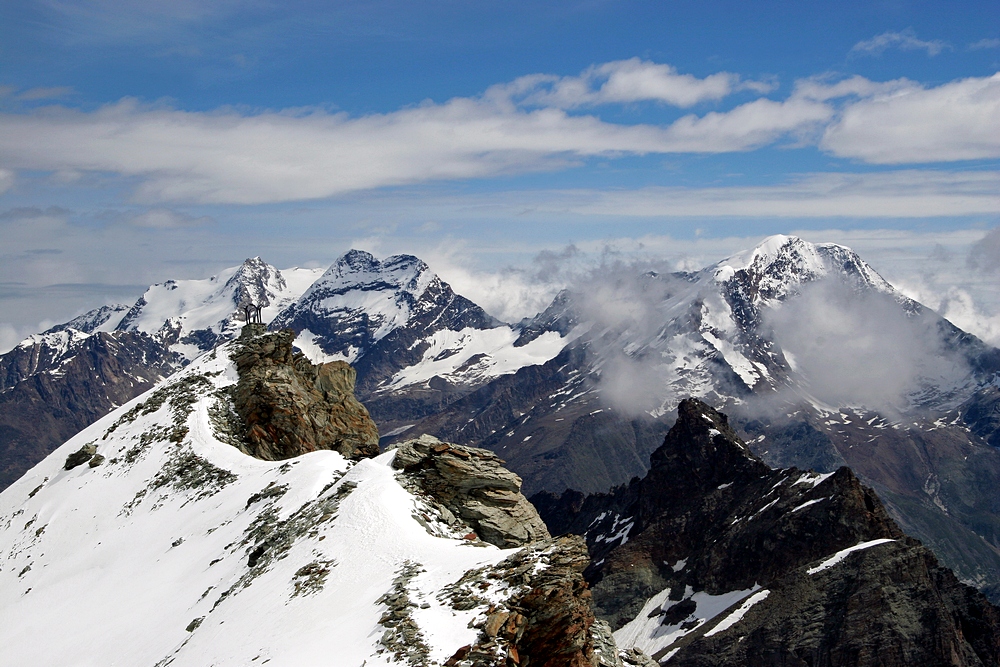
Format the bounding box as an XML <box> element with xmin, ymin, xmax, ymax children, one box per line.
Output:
<box><xmin>807</xmin><ymin>539</ymin><xmax>896</xmax><ymax>575</ymax></box>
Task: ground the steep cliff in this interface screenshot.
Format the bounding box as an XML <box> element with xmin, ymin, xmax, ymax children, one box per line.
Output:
<box><xmin>534</xmin><ymin>399</ymin><xmax>1000</xmax><ymax>666</ymax></box>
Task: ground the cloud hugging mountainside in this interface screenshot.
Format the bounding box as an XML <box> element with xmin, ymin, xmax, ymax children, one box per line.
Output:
<box><xmin>2</xmin><ymin>235</ymin><xmax>1000</xmax><ymax>607</ymax></box>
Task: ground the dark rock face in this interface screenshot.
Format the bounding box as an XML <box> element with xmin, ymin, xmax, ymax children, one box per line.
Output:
<box><xmin>391</xmin><ymin>346</ymin><xmax>673</xmax><ymax>496</ymax></box>
<box><xmin>390</xmin><ymin>434</ymin><xmax>550</xmax><ymax>548</ymax></box>
<box><xmin>534</xmin><ymin>399</ymin><xmax>1000</xmax><ymax>666</ymax></box>
<box><xmin>736</xmin><ymin>405</ymin><xmax>1000</xmax><ymax>603</ymax></box>
<box><xmin>962</xmin><ymin>385</ymin><xmax>1000</xmax><ymax>449</ymax></box>
<box><xmin>508</xmin><ymin>536</ymin><xmax>598</xmax><ymax>667</ymax></box>
<box><xmin>0</xmin><ymin>330</ymin><xmax>180</xmax><ymax>490</ymax></box>
<box><xmin>232</xmin><ymin>326</ymin><xmax>380</xmax><ymax>461</ymax></box>
<box><xmin>450</xmin><ymin>536</ymin><xmax>602</xmax><ymax>667</ymax></box>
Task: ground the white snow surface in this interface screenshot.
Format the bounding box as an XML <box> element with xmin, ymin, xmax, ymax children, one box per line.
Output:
<box><xmin>118</xmin><ymin>259</ymin><xmax>323</xmax><ymax>359</ymax></box>
<box><xmin>385</xmin><ymin>327</ymin><xmax>566</xmax><ymax>390</ymax></box>
<box><xmin>614</xmin><ymin>584</ymin><xmax>762</xmax><ymax>659</ymax></box>
<box><xmin>807</xmin><ymin>539</ymin><xmax>896</xmax><ymax>575</ymax></box>
<box><xmin>0</xmin><ymin>344</ymin><xmax>528</xmax><ymax>666</ymax></box>
<box><xmin>703</xmin><ymin>589</ymin><xmax>770</xmax><ymax>637</ymax></box>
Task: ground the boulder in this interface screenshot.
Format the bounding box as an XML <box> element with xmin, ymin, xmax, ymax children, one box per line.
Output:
<box><xmin>64</xmin><ymin>444</ymin><xmax>97</xmax><ymax>470</ymax></box>
<box><xmin>391</xmin><ymin>434</ymin><xmax>549</xmax><ymax>548</ymax></box>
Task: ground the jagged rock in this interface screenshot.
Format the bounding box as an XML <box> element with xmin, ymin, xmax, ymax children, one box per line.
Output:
<box><xmin>449</xmin><ymin>536</ymin><xmax>600</xmax><ymax>667</ymax></box>
<box><xmin>232</xmin><ymin>326</ymin><xmax>379</xmax><ymax>461</ymax></box>
<box><xmin>534</xmin><ymin>398</ymin><xmax>1000</xmax><ymax>666</ymax></box>
<box><xmin>390</xmin><ymin>434</ymin><xmax>549</xmax><ymax>548</ymax></box>
<box><xmin>508</xmin><ymin>535</ymin><xmax>597</xmax><ymax>667</ymax></box>
<box><xmin>64</xmin><ymin>444</ymin><xmax>97</xmax><ymax>470</ymax></box>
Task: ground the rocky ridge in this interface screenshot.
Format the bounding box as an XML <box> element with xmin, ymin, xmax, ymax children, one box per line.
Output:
<box><xmin>0</xmin><ymin>329</ymin><xmax>180</xmax><ymax>490</ymax></box>
<box><xmin>231</xmin><ymin>325</ymin><xmax>380</xmax><ymax>461</ymax></box>
<box><xmin>533</xmin><ymin>399</ymin><xmax>1000</xmax><ymax>665</ymax></box>
<box><xmin>0</xmin><ymin>328</ymin><xmax>621</xmax><ymax>666</ymax></box>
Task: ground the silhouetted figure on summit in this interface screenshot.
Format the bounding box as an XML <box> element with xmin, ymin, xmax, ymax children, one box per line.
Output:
<box><xmin>254</xmin><ymin>304</ymin><xmax>263</xmax><ymax>324</ymax></box>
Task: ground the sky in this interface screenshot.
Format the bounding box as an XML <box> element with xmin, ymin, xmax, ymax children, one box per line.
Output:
<box><xmin>0</xmin><ymin>0</ymin><xmax>998</xmax><ymax>351</ymax></box>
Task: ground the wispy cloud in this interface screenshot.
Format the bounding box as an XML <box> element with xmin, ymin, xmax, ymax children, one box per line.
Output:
<box><xmin>490</xmin><ymin>58</ymin><xmax>760</xmax><ymax>108</ymax></box>
<box><xmin>517</xmin><ymin>170</ymin><xmax>1000</xmax><ymax>218</ymax></box>
<box><xmin>15</xmin><ymin>87</ymin><xmax>75</xmax><ymax>101</ymax></box>
<box><xmin>850</xmin><ymin>29</ymin><xmax>949</xmax><ymax>57</ymax></box>
<box><xmin>968</xmin><ymin>38</ymin><xmax>1000</xmax><ymax>51</ymax></box>
<box><xmin>0</xmin><ymin>88</ymin><xmax>830</xmax><ymax>204</ymax></box>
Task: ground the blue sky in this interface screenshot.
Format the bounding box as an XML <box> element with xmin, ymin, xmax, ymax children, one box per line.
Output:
<box><xmin>0</xmin><ymin>0</ymin><xmax>998</xmax><ymax>348</ymax></box>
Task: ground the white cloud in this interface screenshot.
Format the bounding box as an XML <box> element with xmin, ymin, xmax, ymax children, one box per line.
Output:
<box><xmin>659</xmin><ymin>96</ymin><xmax>831</xmax><ymax>152</ymax></box>
<box><xmin>821</xmin><ymin>73</ymin><xmax>1000</xmax><ymax>163</ymax></box>
<box><xmin>766</xmin><ymin>281</ymin><xmax>969</xmax><ymax>411</ymax></box>
<box><xmin>0</xmin><ymin>83</ymin><xmax>830</xmax><ymax>205</ymax></box>
<box><xmin>850</xmin><ymin>29</ymin><xmax>948</xmax><ymax>57</ymax></box>
<box><xmin>0</xmin><ymin>67</ymin><xmax>997</xmax><ymax>205</ymax></box>
<box><xmin>0</xmin><ymin>323</ymin><xmax>25</xmax><ymax>354</ymax></box>
<box><xmin>792</xmin><ymin>75</ymin><xmax>913</xmax><ymax>102</ymax></box>
<box><xmin>493</xmin><ymin>58</ymin><xmax>747</xmax><ymax>108</ymax></box>
<box><xmin>15</xmin><ymin>87</ymin><xmax>75</xmax><ymax>101</ymax></box>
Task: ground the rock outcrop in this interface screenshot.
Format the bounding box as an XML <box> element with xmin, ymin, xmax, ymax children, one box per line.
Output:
<box><xmin>391</xmin><ymin>434</ymin><xmax>550</xmax><ymax>548</ymax></box>
<box><xmin>232</xmin><ymin>326</ymin><xmax>379</xmax><ymax>460</ymax></box>
<box><xmin>534</xmin><ymin>398</ymin><xmax>1000</xmax><ymax>666</ymax></box>
<box><xmin>441</xmin><ymin>535</ymin><xmax>604</xmax><ymax>667</ymax></box>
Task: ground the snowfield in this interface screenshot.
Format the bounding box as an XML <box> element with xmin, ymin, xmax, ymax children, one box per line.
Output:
<box><xmin>0</xmin><ymin>343</ymin><xmax>525</xmax><ymax>666</ymax></box>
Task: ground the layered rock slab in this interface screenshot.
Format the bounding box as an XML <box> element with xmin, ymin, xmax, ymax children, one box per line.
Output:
<box><xmin>391</xmin><ymin>434</ymin><xmax>550</xmax><ymax>548</ymax></box>
<box><xmin>232</xmin><ymin>325</ymin><xmax>379</xmax><ymax>460</ymax></box>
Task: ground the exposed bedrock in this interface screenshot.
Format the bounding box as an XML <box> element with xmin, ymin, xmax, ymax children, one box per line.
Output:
<box><xmin>391</xmin><ymin>434</ymin><xmax>550</xmax><ymax>548</ymax></box>
<box><xmin>534</xmin><ymin>398</ymin><xmax>1000</xmax><ymax>666</ymax></box>
<box><xmin>232</xmin><ymin>325</ymin><xmax>380</xmax><ymax>461</ymax></box>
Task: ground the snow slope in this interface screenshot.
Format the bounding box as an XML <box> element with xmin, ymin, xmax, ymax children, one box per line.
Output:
<box><xmin>0</xmin><ymin>343</ymin><xmax>537</xmax><ymax>666</ymax></box>
<box><xmin>115</xmin><ymin>257</ymin><xmax>324</xmax><ymax>360</ymax></box>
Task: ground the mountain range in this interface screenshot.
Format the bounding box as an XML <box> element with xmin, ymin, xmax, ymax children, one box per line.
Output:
<box><xmin>1</xmin><ymin>235</ymin><xmax>999</xmax><ymax>606</ymax></box>
<box><xmin>1</xmin><ymin>328</ymin><xmax>996</xmax><ymax>665</ymax></box>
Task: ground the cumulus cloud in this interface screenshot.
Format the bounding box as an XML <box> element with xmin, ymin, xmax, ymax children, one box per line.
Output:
<box><xmin>766</xmin><ymin>279</ymin><xmax>969</xmax><ymax>411</ymax></box>
<box><xmin>821</xmin><ymin>73</ymin><xmax>1000</xmax><ymax>163</ymax></box>
<box><xmin>937</xmin><ymin>288</ymin><xmax>1000</xmax><ymax>347</ymax></box>
<box><xmin>492</xmin><ymin>58</ymin><xmax>748</xmax><ymax>108</ymax></box>
<box><xmin>850</xmin><ymin>29</ymin><xmax>948</xmax><ymax>57</ymax></box>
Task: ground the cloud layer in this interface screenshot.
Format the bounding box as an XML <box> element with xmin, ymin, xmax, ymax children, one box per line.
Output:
<box><xmin>0</xmin><ymin>63</ymin><xmax>997</xmax><ymax>204</ymax></box>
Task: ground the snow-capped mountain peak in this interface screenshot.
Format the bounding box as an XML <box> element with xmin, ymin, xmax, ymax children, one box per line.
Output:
<box><xmin>223</xmin><ymin>256</ymin><xmax>288</xmax><ymax>310</ymax></box>
<box><xmin>712</xmin><ymin>234</ymin><xmax>894</xmax><ymax>304</ymax></box>
<box><xmin>113</xmin><ymin>258</ymin><xmax>323</xmax><ymax>360</ymax></box>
